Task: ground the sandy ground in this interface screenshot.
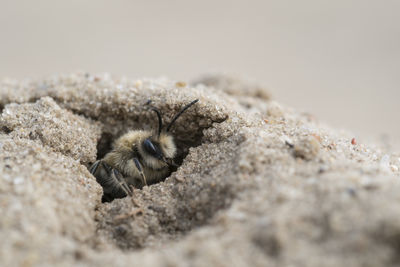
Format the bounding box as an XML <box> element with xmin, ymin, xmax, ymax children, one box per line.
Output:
<box><xmin>1</xmin><ymin>73</ymin><xmax>400</xmax><ymax>267</ymax></box>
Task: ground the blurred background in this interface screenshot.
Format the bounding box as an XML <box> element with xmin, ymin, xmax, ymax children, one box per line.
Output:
<box><xmin>1</xmin><ymin>0</ymin><xmax>399</xmax><ymax>142</ymax></box>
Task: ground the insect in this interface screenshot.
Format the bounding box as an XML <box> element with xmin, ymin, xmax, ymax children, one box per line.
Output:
<box><xmin>89</xmin><ymin>99</ymin><xmax>199</xmax><ymax>202</ymax></box>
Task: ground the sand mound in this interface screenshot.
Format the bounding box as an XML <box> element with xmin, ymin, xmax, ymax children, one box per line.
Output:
<box><xmin>1</xmin><ymin>73</ymin><xmax>400</xmax><ymax>266</ymax></box>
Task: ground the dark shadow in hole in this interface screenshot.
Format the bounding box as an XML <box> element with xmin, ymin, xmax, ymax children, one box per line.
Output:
<box><xmin>96</xmin><ymin>132</ymin><xmax>114</xmax><ymax>160</ymax></box>
<box><xmin>1</xmin><ymin>126</ymin><xmax>12</xmax><ymax>134</ymax></box>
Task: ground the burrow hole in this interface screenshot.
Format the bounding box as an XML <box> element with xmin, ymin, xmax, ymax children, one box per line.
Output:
<box><xmin>92</xmin><ymin>110</ymin><xmax>213</xmax><ymax>202</ymax></box>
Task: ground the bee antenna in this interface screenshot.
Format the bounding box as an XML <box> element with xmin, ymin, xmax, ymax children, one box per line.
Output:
<box><xmin>166</xmin><ymin>99</ymin><xmax>199</xmax><ymax>132</ymax></box>
<box><xmin>146</xmin><ymin>100</ymin><xmax>163</xmax><ymax>136</ymax></box>
<box><xmin>151</xmin><ymin>108</ymin><xmax>163</xmax><ymax>136</ymax></box>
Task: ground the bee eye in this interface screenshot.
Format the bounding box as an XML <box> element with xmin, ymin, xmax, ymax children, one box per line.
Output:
<box><xmin>143</xmin><ymin>139</ymin><xmax>161</xmax><ymax>158</ymax></box>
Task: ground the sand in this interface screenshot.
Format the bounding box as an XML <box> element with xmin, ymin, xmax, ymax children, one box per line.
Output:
<box><xmin>1</xmin><ymin>72</ymin><xmax>400</xmax><ymax>267</ymax></box>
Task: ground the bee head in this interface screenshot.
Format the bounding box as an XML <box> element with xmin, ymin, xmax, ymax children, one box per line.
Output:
<box><xmin>142</xmin><ymin>99</ymin><xmax>198</xmax><ymax>167</ymax></box>
<box><xmin>140</xmin><ymin>135</ymin><xmax>177</xmax><ymax>167</ymax></box>
<box><xmin>143</xmin><ymin>138</ymin><xmax>164</xmax><ymax>161</ymax></box>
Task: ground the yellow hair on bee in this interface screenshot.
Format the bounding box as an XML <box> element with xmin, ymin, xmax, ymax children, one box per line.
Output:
<box><xmin>159</xmin><ymin>133</ymin><xmax>176</xmax><ymax>158</ymax></box>
<box><xmin>113</xmin><ymin>130</ymin><xmax>149</xmax><ymax>152</ymax></box>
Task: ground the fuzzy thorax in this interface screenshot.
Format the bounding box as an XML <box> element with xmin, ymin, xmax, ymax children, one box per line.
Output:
<box><xmin>105</xmin><ymin>130</ymin><xmax>176</xmax><ymax>173</ymax></box>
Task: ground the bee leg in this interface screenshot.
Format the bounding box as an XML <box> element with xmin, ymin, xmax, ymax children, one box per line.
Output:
<box><xmin>166</xmin><ymin>158</ymin><xmax>179</xmax><ymax>168</ymax></box>
<box><xmin>133</xmin><ymin>158</ymin><xmax>148</xmax><ymax>186</ymax></box>
<box><xmin>100</xmin><ymin>161</ymin><xmax>112</xmax><ymax>173</ymax></box>
<box><xmin>99</xmin><ymin>162</ymin><xmax>132</xmax><ymax>197</ymax></box>
<box><xmin>98</xmin><ymin>161</ymin><xmax>128</xmax><ymax>200</ymax></box>
<box><xmin>111</xmin><ymin>169</ymin><xmax>133</xmax><ymax>197</ymax></box>
<box><xmin>89</xmin><ymin>160</ymin><xmax>101</xmax><ymax>174</ymax></box>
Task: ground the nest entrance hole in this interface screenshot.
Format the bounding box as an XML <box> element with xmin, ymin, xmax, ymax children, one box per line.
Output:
<box><xmin>92</xmin><ymin>120</ymin><xmax>207</xmax><ymax>202</ymax></box>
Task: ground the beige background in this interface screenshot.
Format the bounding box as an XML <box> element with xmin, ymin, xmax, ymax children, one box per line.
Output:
<box><xmin>1</xmin><ymin>0</ymin><xmax>399</xmax><ymax>141</ymax></box>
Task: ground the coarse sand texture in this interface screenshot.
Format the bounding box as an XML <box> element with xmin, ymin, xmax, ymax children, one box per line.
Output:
<box><xmin>1</xmin><ymin>72</ymin><xmax>400</xmax><ymax>267</ymax></box>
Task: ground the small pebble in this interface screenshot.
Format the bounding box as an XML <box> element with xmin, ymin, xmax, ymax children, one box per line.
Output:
<box><xmin>267</xmin><ymin>101</ymin><xmax>284</xmax><ymax>118</ymax></box>
<box><xmin>311</xmin><ymin>133</ymin><xmax>322</xmax><ymax>143</ymax></box>
<box><xmin>351</xmin><ymin>138</ymin><xmax>357</xmax><ymax>145</ymax></box>
<box><xmin>294</xmin><ymin>136</ymin><xmax>320</xmax><ymax>160</ymax></box>
<box><xmin>135</xmin><ymin>80</ymin><xmax>143</xmax><ymax>88</ymax></box>
<box><xmin>175</xmin><ymin>81</ymin><xmax>187</xmax><ymax>87</ymax></box>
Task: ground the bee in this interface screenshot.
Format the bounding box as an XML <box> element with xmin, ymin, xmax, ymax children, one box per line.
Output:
<box><xmin>89</xmin><ymin>99</ymin><xmax>199</xmax><ymax>202</ymax></box>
